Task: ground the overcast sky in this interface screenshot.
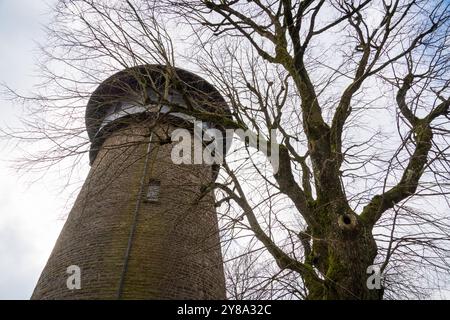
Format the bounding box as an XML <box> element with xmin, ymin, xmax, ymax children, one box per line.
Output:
<box><xmin>0</xmin><ymin>0</ymin><xmax>66</xmax><ymax>300</ymax></box>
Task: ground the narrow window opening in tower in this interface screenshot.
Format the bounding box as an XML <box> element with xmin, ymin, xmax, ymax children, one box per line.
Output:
<box><xmin>145</xmin><ymin>179</ymin><xmax>161</xmax><ymax>203</ymax></box>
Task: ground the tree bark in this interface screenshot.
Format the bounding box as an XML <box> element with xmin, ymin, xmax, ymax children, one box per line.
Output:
<box><xmin>306</xmin><ymin>206</ymin><xmax>382</xmax><ymax>300</ymax></box>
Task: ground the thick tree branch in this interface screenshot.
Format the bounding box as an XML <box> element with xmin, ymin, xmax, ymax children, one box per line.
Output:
<box><xmin>216</xmin><ymin>166</ymin><xmax>323</xmax><ymax>289</ymax></box>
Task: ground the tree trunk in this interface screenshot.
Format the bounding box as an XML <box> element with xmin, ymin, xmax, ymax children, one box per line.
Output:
<box><xmin>307</xmin><ymin>209</ymin><xmax>382</xmax><ymax>300</ymax></box>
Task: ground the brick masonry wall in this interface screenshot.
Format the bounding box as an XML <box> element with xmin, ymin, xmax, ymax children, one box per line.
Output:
<box><xmin>31</xmin><ymin>120</ymin><xmax>226</xmax><ymax>299</ymax></box>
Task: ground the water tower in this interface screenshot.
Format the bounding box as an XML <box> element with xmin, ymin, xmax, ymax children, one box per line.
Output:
<box><xmin>31</xmin><ymin>65</ymin><xmax>230</xmax><ymax>299</ymax></box>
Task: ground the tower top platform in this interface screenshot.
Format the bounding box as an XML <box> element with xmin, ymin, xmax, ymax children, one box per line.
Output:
<box><xmin>85</xmin><ymin>64</ymin><xmax>232</xmax><ymax>164</ymax></box>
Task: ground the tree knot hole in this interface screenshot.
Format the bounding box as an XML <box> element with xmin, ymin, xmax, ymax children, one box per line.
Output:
<box><xmin>338</xmin><ymin>214</ymin><xmax>357</xmax><ymax>230</ymax></box>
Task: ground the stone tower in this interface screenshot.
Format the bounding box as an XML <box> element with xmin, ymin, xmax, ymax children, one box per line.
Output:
<box><xmin>31</xmin><ymin>65</ymin><xmax>230</xmax><ymax>299</ymax></box>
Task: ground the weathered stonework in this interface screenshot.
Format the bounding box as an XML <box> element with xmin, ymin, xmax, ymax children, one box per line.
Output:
<box><xmin>31</xmin><ymin>121</ymin><xmax>226</xmax><ymax>299</ymax></box>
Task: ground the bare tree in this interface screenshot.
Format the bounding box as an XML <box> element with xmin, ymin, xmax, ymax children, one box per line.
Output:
<box><xmin>2</xmin><ymin>0</ymin><xmax>450</xmax><ymax>299</ymax></box>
